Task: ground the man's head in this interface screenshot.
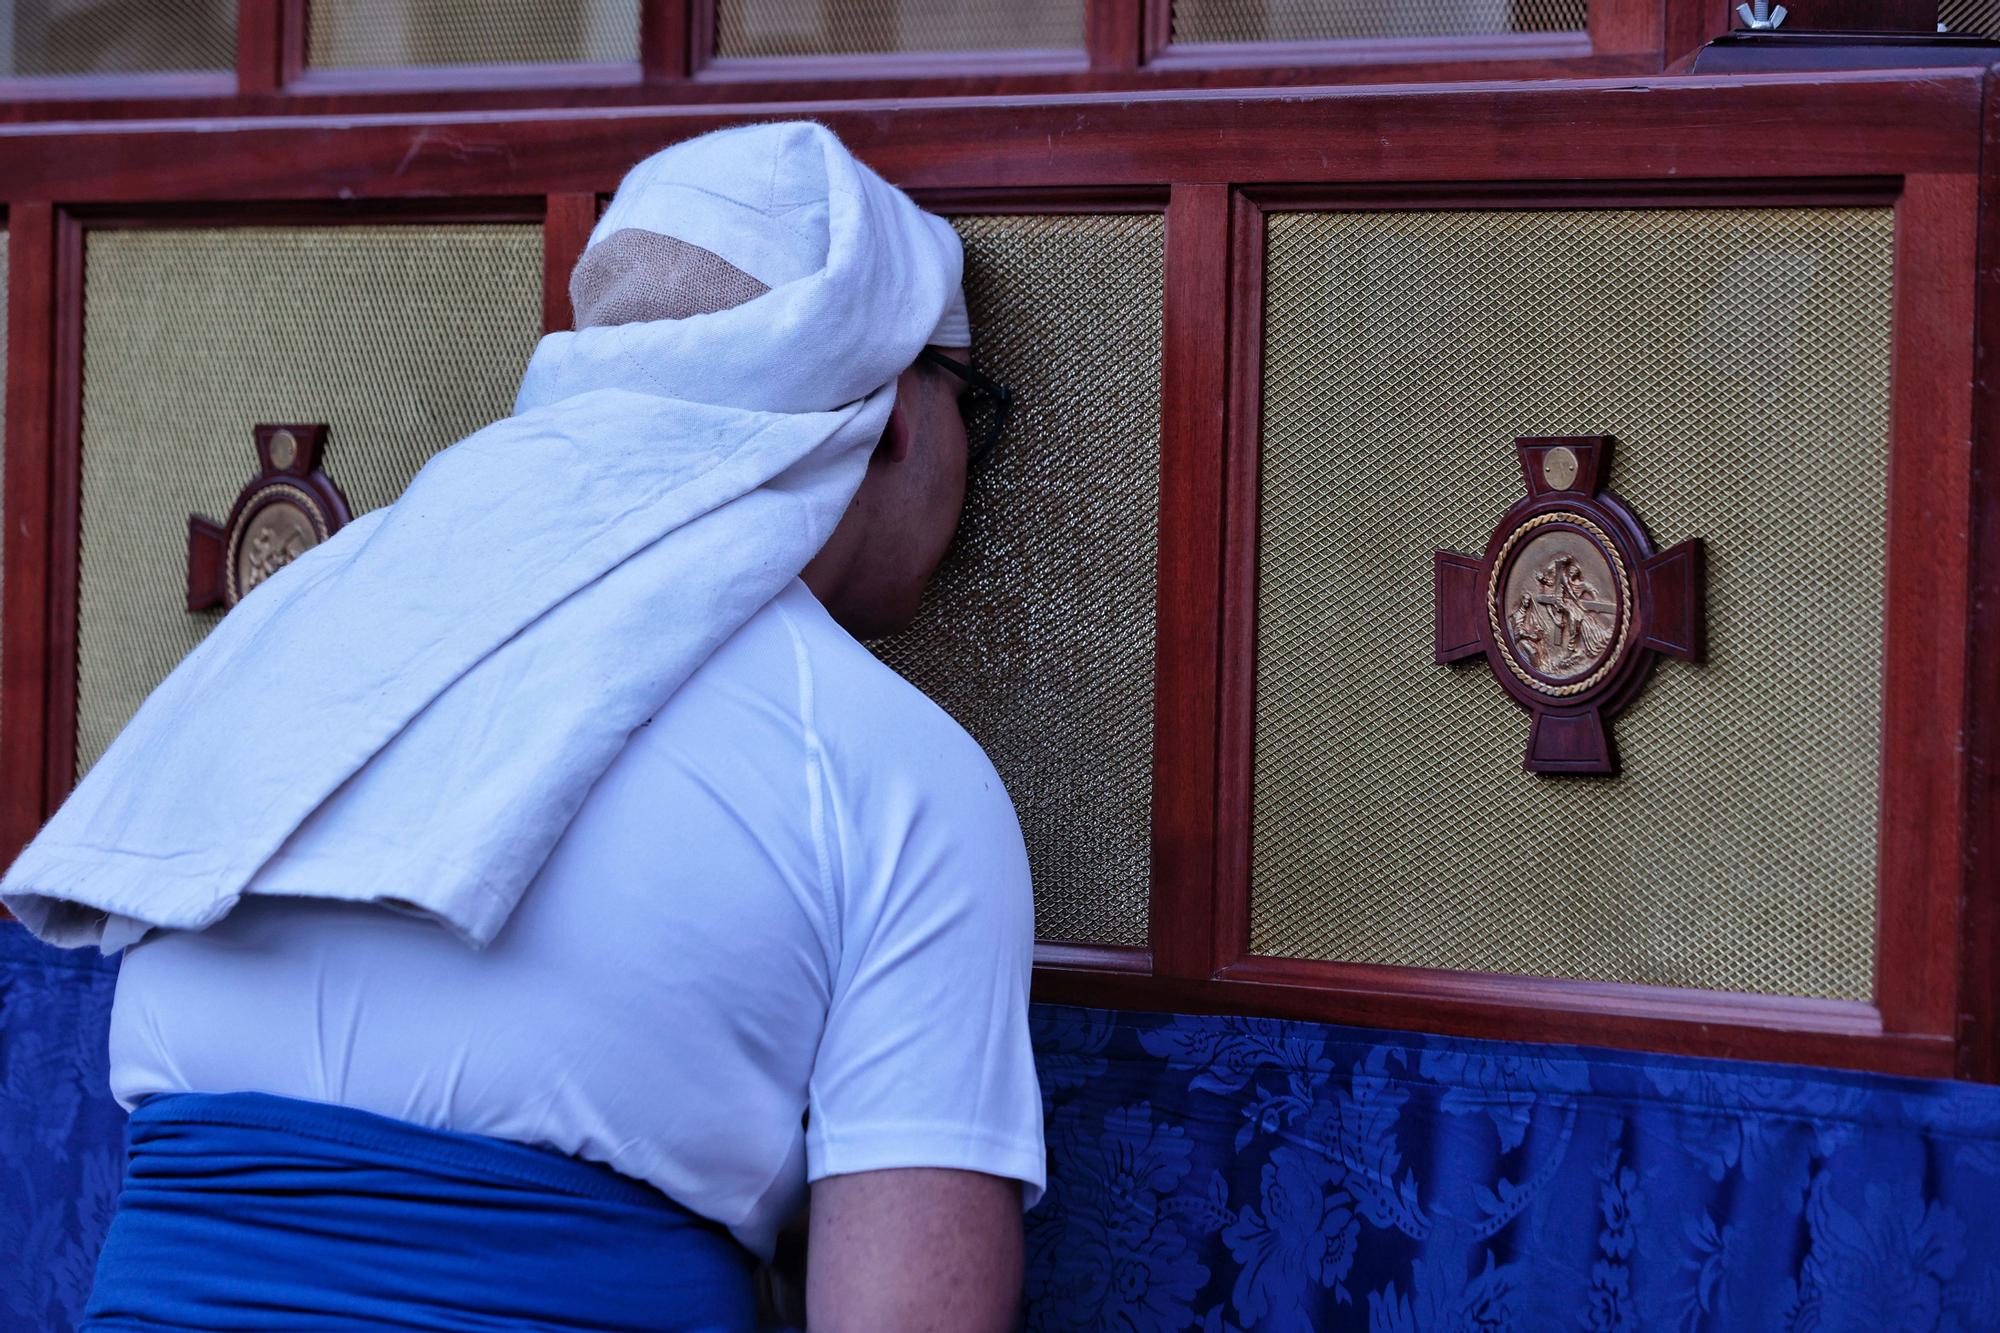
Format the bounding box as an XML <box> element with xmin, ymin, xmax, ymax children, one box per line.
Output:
<box><xmin>566</xmin><ymin>123</ymin><xmax>980</xmax><ymax>642</ymax></box>
<box><xmin>800</xmin><ymin>346</ymin><xmax>974</xmax><ymax>639</ymax></box>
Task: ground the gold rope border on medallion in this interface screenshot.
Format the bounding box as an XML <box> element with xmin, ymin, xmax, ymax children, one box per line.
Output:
<box><xmin>1486</xmin><ymin>509</ymin><xmax>1632</xmax><ymax>698</ymax></box>
<box><xmin>223</xmin><ymin>481</ymin><xmax>335</xmax><ymax>607</ymax></box>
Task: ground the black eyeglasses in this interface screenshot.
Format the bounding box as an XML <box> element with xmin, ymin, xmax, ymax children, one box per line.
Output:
<box><xmin>918</xmin><ymin>348</ymin><xmax>1012</xmax><ymax>466</ymax></box>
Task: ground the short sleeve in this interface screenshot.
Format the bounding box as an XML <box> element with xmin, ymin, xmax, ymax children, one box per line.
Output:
<box><xmin>804</xmin><ymin>718</ymin><xmax>1045</xmax><ymax>1208</ymax></box>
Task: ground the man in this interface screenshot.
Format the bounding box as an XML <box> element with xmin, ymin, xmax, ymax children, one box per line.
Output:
<box><xmin>3</xmin><ymin>123</ymin><xmax>1042</xmax><ymax>1332</ymax></box>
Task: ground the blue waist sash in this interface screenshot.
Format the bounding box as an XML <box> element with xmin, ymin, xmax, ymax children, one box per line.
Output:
<box><xmin>83</xmin><ymin>1091</ymin><xmax>758</xmax><ymax>1332</ymax></box>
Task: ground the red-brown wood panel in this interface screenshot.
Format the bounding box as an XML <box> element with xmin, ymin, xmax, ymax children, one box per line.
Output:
<box><xmin>1875</xmin><ymin>171</ymin><xmax>1980</xmax><ymax>1041</ymax></box>
<box><xmin>1201</xmin><ymin>170</ymin><xmax>1978</xmax><ymax>1076</ymax></box>
<box><xmin>0</xmin><ymin>71</ymin><xmax>1990</xmax><ymax>1077</ymax></box>
<box><xmin>0</xmin><ymin>0</ymin><xmax>1737</xmax><ymax>124</ymax></box>
<box><xmin>236</xmin><ymin>0</ymin><xmax>284</xmax><ymax>97</ymax></box>
<box><xmin>1</xmin><ymin>204</ymin><xmax>56</xmax><ymax>869</ymax></box>
<box><xmin>1959</xmin><ymin>67</ymin><xmax>2000</xmax><ymax>1082</ymax></box>
<box><xmin>1090</xmin><ymin>0</ymin><xmax>1144</xmax><ymax>73</ymax></box>
<box><xmin>1212</xmin><ymin>190</ymin><xmax>1264</xmax><ymax>977</ymax></box>
<box><xmin>1149</xmin><ymin>182</ymin><xmax>1228</xmax><ymax>981</ymax></box>
<box><xmin>1032</xmin><ymin>965</ymin><xmax>1955</xmax><ymax>1075</ymax></box>
<box><xmin>642</xmin><ymin>0</ymin><xmax>694</xmax><ymax>84</ymax></box>
<box><xmin>544</xmin><ymin>193</ymin><xmax>599</xmax><ymax>335</ymax></box>
<box><xmin>0</xmin><ymin>73</ymin><xmax>1978</xmax><ymax>203</ymax></box>
<box><xmin>39</xmin><ymin>211</ymin><xmax>82</xmax><ymax>808</ymax></box>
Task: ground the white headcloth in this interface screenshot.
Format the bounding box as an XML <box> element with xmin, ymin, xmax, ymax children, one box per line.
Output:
<box><xmin>3</xmin><ymin>121</ymin><xmax>965</xmax><ymax>949</ymax></box>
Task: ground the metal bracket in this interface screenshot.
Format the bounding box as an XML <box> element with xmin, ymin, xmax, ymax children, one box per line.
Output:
<box><xmin>1735</xmin><ymin>0</ymin><xmax>1788</xmax><ymax>29</ymax></box>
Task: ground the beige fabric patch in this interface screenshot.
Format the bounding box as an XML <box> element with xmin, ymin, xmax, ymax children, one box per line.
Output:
<box><xmin>570</xmin><ymin>228</ymin><xmax>772</xmax><ymax>329</ymax></box>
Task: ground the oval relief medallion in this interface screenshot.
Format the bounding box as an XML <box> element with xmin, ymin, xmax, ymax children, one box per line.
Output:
<box><xmin>227</xmin><ymin>486</ymin><xmax>332</xmax><ymax>605</ymax></box>
<box><xmin>1489</xmin><ymin>513</ymin><xmax>1632</xmax><ymax>696</ymax></box>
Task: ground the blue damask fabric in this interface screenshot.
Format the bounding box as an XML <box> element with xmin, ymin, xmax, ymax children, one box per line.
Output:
<box><xmin>0</xmin><ymin>923</ymin><xmax>123</xmax><ymax>1331</ymax></box>
<box><xmin>6</xmin><ymin>917</ymin><xmax>2000</xmax><ymax>1332</ymax></box>
<box><xmin>1027</xmin><ymin>1006</ymin><xmax>2000</xmax><ymax>1332</ymax></box>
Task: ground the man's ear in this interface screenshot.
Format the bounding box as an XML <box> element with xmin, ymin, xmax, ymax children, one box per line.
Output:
<box><xmin>878</xmin><ymin>399</ymin><xmax>914</xmax><ymax>463</ymax></box>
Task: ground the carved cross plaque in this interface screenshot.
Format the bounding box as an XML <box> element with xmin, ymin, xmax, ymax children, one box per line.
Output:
<box><xmin>1434</xmin><ymin>436</ymin><xmax>1704</xmax><ymax>775</ymax></box>
<box><xmin>188</xmin><ymin>424</ymin><xmax>352</xmax><ymax>613</ymax></box>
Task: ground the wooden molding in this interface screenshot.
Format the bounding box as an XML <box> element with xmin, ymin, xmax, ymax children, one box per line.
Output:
<box><xmin>1874</xmin><ymin>172</ymin><xmax>1979</xmax><ymax>1042</ymax></box>
<box><xmin>1036</xmin><ymin>942</ymin><xmax>1153</xmax><ymax>973</ymax></box>
<box><xmin>1665</xmin><ymin>0</ymin><xmax>1733</xmax><ymax>69</ymax></box>
<box><xmin>1148</xmin><ymin>182</ymin><xmax>1229</xmax><ymax>981</ymax></box>
<box><xmin>1591</xmin><ymin>0</ymin><xmax>1665</xmax><ymax>58</ymax></box>
<box><xmin>543</xmin><ymin>192</ymin><xmax>598</xmax><ymax>334</ymax></box>
<box><xmin>41</xmin><ymin>211</ymin><xmax>83</xmax><ymax>809</ymax></box>
<box><xmin>1034</xmin><ymin>959</ymin><xmax>1955</xmax><ymax>1077</ymax></box>
<box><xmin>1959</xmin><ymin>68</ymin><xmax>2000</xmax><ymax>1081</ymax></box>
<box><xmin>1214</xmin><ymin>190</ymin><xmax>1265</xmax><ymax>977</ymax></box>
<box><xmin>641</xmin><ymin>0</ymin><xmax>693</xmax><ymax>83</ymax></box>
<box><xmin>0</xmin><ymin>73</ymin><xmax>1979</xmax><ymax>204</ymax></box>
<box><xmin>1</xmin><ymin>204</ymin><xmax>56</xmax><ymax>869</ymax></box>
<box><xmin>1087</xmin><ymin>0</ymin><xmax>1143</xmax><ymax>72</ymax></box>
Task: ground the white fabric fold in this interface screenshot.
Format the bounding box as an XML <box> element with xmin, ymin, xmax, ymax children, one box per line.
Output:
<box><xmin>2</xmin><ymin>121</ymin><xmax>963</xmax><ymax>950</ymax></box>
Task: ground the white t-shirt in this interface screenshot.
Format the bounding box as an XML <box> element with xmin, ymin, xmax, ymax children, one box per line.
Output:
<box><xmin>107</xmin><ymin>580</ymin><xmax>1045</xmax><ymax>1259</ymax></box>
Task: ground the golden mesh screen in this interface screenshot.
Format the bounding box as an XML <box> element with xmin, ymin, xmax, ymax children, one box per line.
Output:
<box><xmin>873</xmin><ymin>215</ymin><xmax>1164</xmax><ymax>948</ymax></box>
<box><xmin>1253</xmin><ymin>207</ymin><xmax>1892</xmax><ymax>1000</ymax></box>
<box><xmin>77</xmin><ymin>225</ymin><xmax>541</xmax><ymax>774</ymax></box>
<box><xmin>1940</xmin><ymin>0</ymin><xmax>2000</xmax><ymax>35</ymax></box>
<box><xmin>1173</xmin><ymin>0</ymin><xmax>1584</xmax><ymax>42</ymax></box>
<box><xmin>717</xmin><ymin>0</ymin><xmax>1083</xmax><ymax>56</ymax></box>
<box><xmin>308</xmin><ymin>0</ymin><xmax>638</xmax><ymax>67</ymax></box>
<box><xmin>2</xmin><ymin>0</ymin><xmax>234</xmax><ymax>76</ymax></box>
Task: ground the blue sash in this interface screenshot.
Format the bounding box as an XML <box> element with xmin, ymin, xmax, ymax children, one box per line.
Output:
<box><xmin>83</xmin><ymin>1091</ymin><xmax>759</xmax><ymax>1332</ymax></box>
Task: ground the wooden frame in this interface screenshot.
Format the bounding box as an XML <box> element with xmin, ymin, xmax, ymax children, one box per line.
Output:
<box><xmin>0</xmin><ymin>69</ymin><xmax>1992</xmax><ymax>1080</ymax></box>
<box><xmin>1183</xmin><ymin>168</ymin><xmax>1978</xmax><ymax>1078</ymax></box>
<box><xmin>1</xmin><ymin>202</ymin><xmax>55</xmax><ymax>872</ymax></box>
<box><xmin>1962</xmin><ymin>68</ymin><xmax>2000</xmax><ymax>1083</ymax></box>
<box><xmin>0</xmin><ymin>0</ymin><xmax>1752</xmax><ymax>125</ymax></box>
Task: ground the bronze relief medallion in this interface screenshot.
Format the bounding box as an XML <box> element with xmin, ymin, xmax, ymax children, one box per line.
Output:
<box><xmin>188</xmin><ymin>424</ymin><xmax>352</xmax><ymax>614</ymax></box>
<box><xmin>1493</xmin><ymin>517</ymin><xmax>1630</xmax><ymax>692</ymax></box>
<box><xmin>1434</xmin><ymin>436</ymin><xmax>1704</xmax><ymax>775</ymax></box>
<box><xmin>229</xmin><ymin>486</ymin><xmax>330</xmax><ymax>605</ymax></box>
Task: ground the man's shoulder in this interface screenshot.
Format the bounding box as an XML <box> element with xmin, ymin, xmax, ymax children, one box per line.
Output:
<box><xmin>766</xmin><ymin>583</ymin><xmax>988</xmax><ymax>768</ymax></box>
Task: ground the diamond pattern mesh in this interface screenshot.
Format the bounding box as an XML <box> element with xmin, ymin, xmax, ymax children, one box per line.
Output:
<box><xmin>1173</xmin><ymin>0</ymin><xmax>1585</xmax><ymax>42</ymax></box>
<box><xmin>308</xmin><ymin>0</ymin><xmax>639</xmax><ymax>67</ymax></box>
<box><xmin>1253</xmin><ymin>207</ymin><xmax>1893</xmax><ymax>1000</ymax></box>
<box><xmin>873</xmin><ymin>215</ymin><xmax>1164</xmax><ymax>948</ymax></box>
<box><xmin>1940</xmin><ymin>0</ymin><xmax>2000</xmax><ymax>35</ymax></box>
<box><xmin>716</xmin><ymin>0</ymin><xmax>1083</xmax><ymax>56</ymax></box>
<box><xmin>2</xmin><ymin>0</ymin><xmax>234</xmax><ymax>76</ymax></box>
<box><xmin>77</xmin><ymin>225</ymin><xmax>542</xmax><ymax>774</ymax></box>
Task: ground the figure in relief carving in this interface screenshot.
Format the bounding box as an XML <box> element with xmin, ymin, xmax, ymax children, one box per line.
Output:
<box><xmin>1508</xmin><ymin>550</ymin><xmax>1616</xmax><ymax>676</ymax></box>
<box><xmin>237</xmin><ymin>506</ymin><xmax>316</xmax><ymax>599</ymax></box>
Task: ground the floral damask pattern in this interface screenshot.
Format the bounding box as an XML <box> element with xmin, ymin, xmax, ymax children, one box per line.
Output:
<box><xmin>0</xmin><ymin>925</ymin><xmax>123</xmax><ymax>1332</ymax></box>
<box><xmin>8</xmin><ymin>921</ymin><xmax>2000</xmax><ymax>1332</ymax></box>
<box><xmin>1030</xmin><ymin>1005</ymin><xmax>2000</xmax><ymax>1332</ymax></box>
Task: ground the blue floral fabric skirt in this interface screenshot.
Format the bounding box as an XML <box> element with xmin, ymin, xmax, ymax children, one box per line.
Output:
<box><xmin>81</xmin><ymin>1091</ymin><xmax>758</xmax><ymax>1332</ymax></box>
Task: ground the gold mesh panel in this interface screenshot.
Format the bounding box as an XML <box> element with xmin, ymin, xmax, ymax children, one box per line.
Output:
<box><xmin>1173</xmin><ymin>0</ymin><xmax>1585</xmax><ymax>42</ymax></box>
<box><xmin>78</xmin><ymin>225</ymin><xmax>541</xmax><ymax>773</ymax></box>
<box><xmin>717</xmin><ymin>0</ymin><xmax>1083</xmax><ymax>56</ymax></box>
<box><xmin>1940</xmin><ymin>0</ymin><xmax>2000</xmax><ymax>35</ymax></box>
<box><xmin>308</xmin><ymin>0</ymin><xmax>638</xmax><ymax>67</ymax></box>
<box><xmin>1253</xmin><ymin>207</ymin><xmax>1892</xmax><ymax>1000</ymax></box>
<box><xmin>2</xmin><ymin>0</ymin><xmax>234</xmax><ymax>77</ymax></box>
<box><xmin>873</xmin><ymin>215</ymin><xmax>1164</xmax><ymax>948</ymax></box>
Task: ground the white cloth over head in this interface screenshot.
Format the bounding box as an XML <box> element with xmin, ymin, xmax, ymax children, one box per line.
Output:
<box><xmin>3</xmin><ymin>121</ymin><xmax>966</xmax><ymax>951</ymax></box>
